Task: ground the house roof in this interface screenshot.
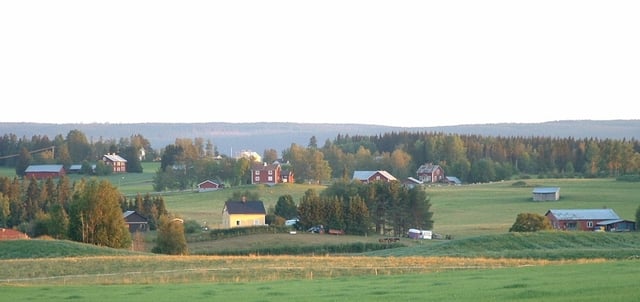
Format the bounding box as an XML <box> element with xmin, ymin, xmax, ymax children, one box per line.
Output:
<box><xmin>533</xmin><ymin>187</ymin><xmax>560</xmax><ymax>194</ymax></box>
<box><xmin>546</xmin><ymin>209</ymin><xmax>620</xmax><ymax>221</ymax></box>
<box><xmin>103</xmin><ymin>154</ymin><xmax>128</xmax><ymax>162</ymax></box>
<box><xmin>403</xmin><ymin>177</ymin><xmax>423</xmax><ymax>184</ymax></box>
<box><xmin>352</xmin><ymin>170</ymin><xmax>397</xmax><ymax>181</ymax></box>
<box><xmin>416</xmin><ymin>163</ymin><xmax>441</xmax><ymax>174</ymax></box>
<box><xmin>198</xmin><ymin>180</ymin><xmax>219</xmax><ymax>186</ymax></box>
<box><xmin>25</xmin><ymin>164</ymin><xmax>64</xmax><ymax>173</ymax></box>
<box><xmin>445</xmin><ymin>176</ymin><xmax>462</xmax><ymax>184</ymax></box>
<box><xmin>224</xmin><ymin>201</ymin><xmax>266</xmax><ymax>215</ymax></box>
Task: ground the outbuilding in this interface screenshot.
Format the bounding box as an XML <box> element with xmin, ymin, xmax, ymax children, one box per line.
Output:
<box><xmin>532</xmin><ymin>187</ymin><xmax>560</xmax><ymax>201</ymax></box>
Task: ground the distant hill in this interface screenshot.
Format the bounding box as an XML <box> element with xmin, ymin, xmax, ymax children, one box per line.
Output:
<box><xmin>1</xmin><ymin>120</ymin><xmax>638</xmax><ymax>156</ymax></box>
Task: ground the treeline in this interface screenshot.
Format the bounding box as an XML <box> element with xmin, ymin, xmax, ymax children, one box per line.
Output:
<box><xmin>0</xmin><ymin>175</ymin><xmax>169</xmax><ymax>247</ymax></box>
<box><xmin>0</xmin><ymin>130</ymin><xmax>156</xmax><ymax>176</ymax></box>
<box><xmin>2</xmin><ymin>129</ymin><xmax>639</xmax><ymax>189</ymax></box>
<box><xmin>156</xmin><ymin>132</ymin><xmax>640</xmax><ymax>189</ymax></box>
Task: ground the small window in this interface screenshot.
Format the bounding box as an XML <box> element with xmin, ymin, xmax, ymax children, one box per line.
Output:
<box><xmin>236</xmin><ymin>220</ymin><xmax>240</xmax><ymax>226</ymax></box>
<box><xmin>587</xmin><ymin>221</ymin><xmax>593</xmax><ymax>228</ymax></box>
<box><xmin>268</xmin><ymin>170</ymin><xmax>273</xmax><ymax>175</ymax></box>
<box><xmin>255</xmin><ymin>171</ymin><xmax>260</xmax><ymax>175</ymax></box>
<box><xmin>254</xmin><ymin>176</ymin><xmax>260</xmax><ymax>182</ymax></box>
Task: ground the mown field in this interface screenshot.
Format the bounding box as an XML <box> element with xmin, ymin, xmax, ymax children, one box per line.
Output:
<box><xmin>1</xmin><ymin>164</ymin><xmax>640</xmax><ymax>301</ymax></box>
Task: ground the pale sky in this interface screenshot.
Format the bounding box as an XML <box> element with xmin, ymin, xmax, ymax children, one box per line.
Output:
<box><xmin>1</xmin><ymin>1</ymin><xmax>638</xmax><ymax>127</ymax></box>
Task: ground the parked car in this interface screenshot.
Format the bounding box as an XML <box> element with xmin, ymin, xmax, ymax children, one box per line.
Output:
<box><xmin>307</xmin><ymin>225</ymin><xmax>324</xmax><ymax>233</ymax></box>
<box><xmin>285</xmin><ymin>218</ymin><xmax>299</xmax><ymax>226</ymax></box>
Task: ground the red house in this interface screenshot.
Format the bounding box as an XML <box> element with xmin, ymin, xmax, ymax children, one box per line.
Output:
<box><xmin>197</xmin><ymin>179</ymin><xmax>221</xmax><ymax>192</ymax></box>
<box><xmin>24</xmin><ymin>164</ymin><xmax>65</xmax><ymax>180</ymax></box>
<box><xmin>251</xmin><ymin>163</ymin><xmax>282</xmax><ymax>185</ymax></box>
<box><xmin>102</xmin><ymin>153</ymin><xmax>127</xmax><ymax>173</ymax></box>
<box><xmin>416</xmin><ymin>163</ymin><xmax>445</xmax><ymax>183</ymax></box>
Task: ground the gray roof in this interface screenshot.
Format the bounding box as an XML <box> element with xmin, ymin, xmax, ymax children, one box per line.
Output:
<box><xmin>224</xmin><ymin>201</ymin><xmax>266</xmax><ymax>215</ymax></box>
<box><xmin>532</xmin><ymin>187</ymin><xmax>560</xmax><ymax>194</ymax></box>
<box><xmin>352</xmin><ymin>170</ymin><xmax>397</xmax><ymax>181</ymax></box>
<box><xmin>25</xmin><ymin>164</ymin><xmax>64</xmax><ymax>173</ymax></box>
<box><xmin>546</xmin><ymin>209</ymin><xmax>620</xmax><ymax>221</ymax></box>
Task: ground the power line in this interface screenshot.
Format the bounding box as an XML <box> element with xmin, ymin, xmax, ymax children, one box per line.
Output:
<box><xmin>0</xmin><ymin>146</ymin><xmax>55</xmax><ymax>160</ymax></box>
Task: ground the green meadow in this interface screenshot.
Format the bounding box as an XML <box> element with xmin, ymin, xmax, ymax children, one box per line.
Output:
<box><xmin>1</xmin><ymin>163</ymin><xmax>640</xmax><ymax>301</ymax></box>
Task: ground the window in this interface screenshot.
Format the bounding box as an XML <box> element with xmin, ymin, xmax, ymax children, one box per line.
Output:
<box><xmin>236</xmin><ymin>220</ymin><xmax>240</xmax><ymax>226</ymax></box>
<box><xmin>268</xmin><ymin>176</ymin><xmax>273</xmax><ymax>182</ymax></box>
<box><xmin>254</xmin><ymin>176</ymin><xmax>260</xmax><ymax>182</ymax></box>
<box><xmin>587</xmin><ymin>221</ymin><xmax>593</xmax><ymax>228</ymax></box>
<box><xmin>268</xmin><ymin>170</ymin><xmax>273</xmax><ymax>175</ymax></box>
<box><xmin>255</xmin><ymin>171</ymin><xmax>260</xmax><ymax>175</ymax></box>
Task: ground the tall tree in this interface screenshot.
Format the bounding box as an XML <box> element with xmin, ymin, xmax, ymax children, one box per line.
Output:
<box><xmin>68</xmin><ymin>179</ymin><xmax>131</xmax><ymax>248</ymax></box>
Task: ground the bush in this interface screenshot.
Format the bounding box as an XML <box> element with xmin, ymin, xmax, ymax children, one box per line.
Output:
<box><xmin>509</xmin><ymin>213</ymin><xmax>552</xmax><ymax>232</ymax></box>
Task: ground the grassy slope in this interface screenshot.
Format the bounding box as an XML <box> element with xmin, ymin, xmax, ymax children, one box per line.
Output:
<box><xmin>0</xmin><ymin>239</ymin><xmax>143</xmax><ymax>259</ymax></box>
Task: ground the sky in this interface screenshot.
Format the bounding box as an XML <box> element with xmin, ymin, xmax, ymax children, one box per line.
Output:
<box><xmin>1</xmin><ymin>1</ymin><xmax>638</xmax><ymax>128</ymax></box>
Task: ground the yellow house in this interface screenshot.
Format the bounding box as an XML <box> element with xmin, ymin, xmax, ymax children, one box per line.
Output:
<box><xmin>222</xmin><ymin>198</ymin><xmax>267</xmax><ymax>228</ymax></box>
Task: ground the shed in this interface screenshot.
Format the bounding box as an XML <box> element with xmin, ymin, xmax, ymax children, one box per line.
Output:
<box><xmin>532</xmin><ymin>187</ymin><xmax>560</xmax><ymax>201</ymax></box>
<box><xmin>123</xmin><ymin>211</ymin><xmax>149</xmax><ymax>233</ymax></box>
<box><xmin>596</xmin><ymin>219</ymin><xmax>636</xmax><ymax>232</ymax></box>
<box><xmin>222</xmin><ymin>197</ymin><xmax>266</xmax><ymax>228</ymax></box>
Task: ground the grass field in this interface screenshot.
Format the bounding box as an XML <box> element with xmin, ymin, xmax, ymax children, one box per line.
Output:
<box><xmin>2</xmin><ymin>164</ymin><xmax>640</xmax><ymax>301</ymax></box>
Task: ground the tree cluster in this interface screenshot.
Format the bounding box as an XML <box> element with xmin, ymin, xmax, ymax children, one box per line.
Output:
<box><xmin>294</xmin><ymin>180</ymin><xmax>433</xmax><ymax>236</ymax></box>
<box><xmin>0</xmin><ymin>176</ymin><xmax>132</xmax><ymax>248</ymax></box>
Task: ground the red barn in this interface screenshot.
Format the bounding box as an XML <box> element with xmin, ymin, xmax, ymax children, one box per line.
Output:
<box><xmin>24</xmin><ymin>164</ymin><xmax>65</xmax><ymax>180</ymax></box>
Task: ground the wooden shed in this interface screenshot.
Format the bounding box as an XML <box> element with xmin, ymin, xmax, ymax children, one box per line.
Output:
<box><xmin>532</xmin><ymin>187</ymin><xmax>560</xmax><ymax>201</ymax></box>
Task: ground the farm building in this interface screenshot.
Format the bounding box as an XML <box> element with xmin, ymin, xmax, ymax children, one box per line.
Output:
<box><xmin>0</xmin><ymin>228</ymin><xmax>29</xmax><ymax>240</ymax></box>
<box><xmin>251</xmin><ymin>162</ymin><xmax>278</xmax><ymax>185</ymax></box>
<box><xmin>222</xmin><ymin>197</ymin><xmax>266</xmax><ymax>228</ymax></box>
<box><xmin>545</xmin><ymin>209</ymin><xmax>634</xmax><ymax>231</ymax></box>
<box><xmin>352</xmin><ymin>170</ymin><xmax>397</xmax><ymax>183</ymax></box>
<box><xmin>532</xmin><ymin>187</ymin><xmax>560</xmax><ymax>201</ymax></box>
<box><xmin>416</xmin><ymin>163</ymin><xmax>445</xmax><ymax>183</ymax></box>
<box><xmin>24</xmin><ymin>164</ymin><xmax>65</xmax><ymax>180</ymax></box>
<box><xmin>197</xmin><ymin>180</ymin><xmax>221</xmax><ymax>192</ymax></box>
<box><xmin>102</xmin><ymin>153</ymin><xmax>127</xmax><ymax>173</ymax></box>
<box><xmin>402</xmin><ymin>177</ymin><xmax>423</xmax><ymax>189</ymax></box>
<box><xmin>123</xmin><ymin>211</ymin><xmax>148</xmax><ymax>233</ymax></box>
